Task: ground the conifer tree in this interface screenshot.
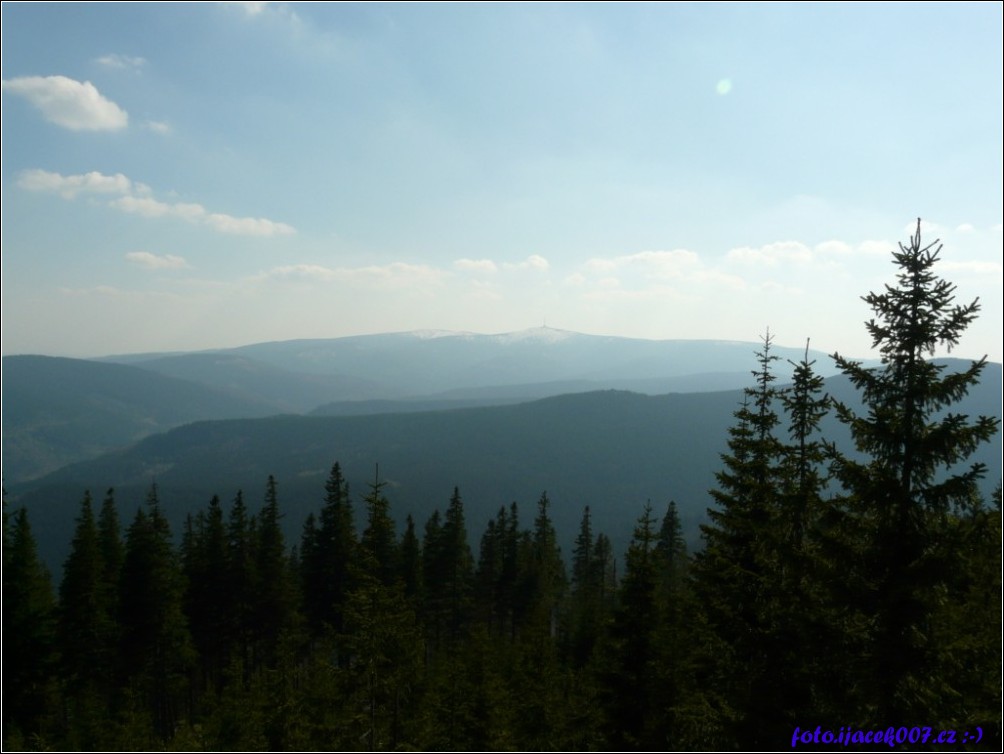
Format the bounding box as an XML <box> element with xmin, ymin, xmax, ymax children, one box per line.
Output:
<box><xmin>474</xmin><ymin>513</ymin><xmax>502</xmax><ymax>634</ymax></box>
<box><xmin>301</xmin><ymin>462</ymin><xmax>356</xmax><ymax>635</ymax></box>
<box><xmin>773</xmin><ymin>342</ymin><xmax>835</xmax><ymax>724</ymax></box>
<box><xmin>361</xmin><ymin>470</ymin><xmax>399</xmax><ymax>588</ymax></box>
<box><xmin>828</xmin><ymin>219</ymin><xmax>1000</xmax><ymax>724</ymax></box>
<box><xmin>117</xmin><ymin>485</ymin><xmax>194</xmax><ymax>741</ymax></box>
<box><xmin>225</xmin><ymin>490</ymin><xmax>256</xmax><ymax>679</ymax></box>
<box><xmin>252</xmin><ymin>475</ymin><xmax>295</xmax><ymax>666</ymax></box>
<box><xmin>98</xmin><ymin>488</ymin><xmax>124</xmax><ymax>604</ymax></box>
<box><xmin>423</xmin><ymin>488</ymin><xmax>475</xmax><ymax>651</ymax></box>
<box><xmin>600</xmin><ymin>503</ymin><xmax>666</xmax><ymax>749</ymax></box>
<box><xmin>690</xmin><ymin>332</ymin><xmax>788</xmax><ymax>747</ymax></box>
<box><xmin>525</xmin><ymin>492</ymin><xmax>566</xmax><ymax>639</ymax></box>
<box><xmin>398</xmin><ymin>514</ymin><xmax>422</xmax><ymax>606</ymax></box>
<box><xmin>58</xmin><ymin>492</ymin><xmax>119</xmax><ymax>744</ymax></box>
<box><xmin>182</xmin><ymin>495</ymin><xmax>232</xmax><ymax>692</ymax></box>
<box><xmin>3</xmin><ymin>506</ymin><xmax>57</xmax><ymax>746</ymax></box>
<box><xmin>345</xmin><ymin>476</ymin><xmax>422</xmax><ymax>750</ymax></box>
<box><xmin>567</xmin><ymin>506</ymin><xmax>599</xmax><ymax>666</ymax></box>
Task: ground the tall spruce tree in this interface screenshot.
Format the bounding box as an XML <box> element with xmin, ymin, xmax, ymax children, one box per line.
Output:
<box><xmin>301</xmin><ymin>462</ymin><xmax>356</xmax><ymax>635</ymax></box>
<box><xmin>601</xmin><ymin>503</ymin><xmax>663</xmax><ymax>749</ymax></box>
<box><xmin>182</xmin><ymin>495</ymin><xmax>232</xmax><ymax>692</ymax></box>
<box><xmin>117</xmin><ymin>485</ymin><xmax>194</xmax><ymax>741</ymax></box>
<box><xmin>361</xmin><ymin>470</ymin><xmax>399</xmax><ymax>589</ymax></box>
<box><xmin>252</xmin><ymin>475</ymin><xmax>295</xmax><ymax>666</ymax></box>
<box><xmin>422</xmin><ymin>488</ymin><xmax>474</xmax><ymax>652</ymax></box>
<box><xmin>828</xmin><ymin>219</ymin><xmax>1000</xmax><ymax>725</ymax></box>
<box><xmin>691</xmin><ymin>332</ymin><xmax>788</xmax><ymax>748</ymax></box>
<box><xmin>3</xmin><ymin>506</ymin><xmax>57</xmax><ymax>746</ymax></box>
<box><xmin>567</xmin><ymin>506</ymin><xmax>600</xmax><ymax>666</ymax></box>
<box><xmin>58</xmin><ymin>492</ymin><xmax>119</xmax><ymax>745</ymax></box>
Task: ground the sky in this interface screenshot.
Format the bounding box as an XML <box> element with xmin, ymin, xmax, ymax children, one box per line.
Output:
<box><xmin>2</xmin><ymin>2</ymin><xmax>1001</xmax><ymax>362</ymax></box>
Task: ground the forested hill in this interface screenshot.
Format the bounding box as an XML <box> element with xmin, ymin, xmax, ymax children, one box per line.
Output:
<box><xmin>11</xmin><ymin>359</ymin><xmax>1001</xmax><ymax>574</ymax></box>
<box><xmin>4</xmin><ymin>331</ymin><xmax>852</xmax><ymax>483</ymax></box>
<box><xmin>12</xmin><ymin>389</ymin><xmax>730</xmax><ymax>572</ymax></box>
<box><xmin>1</xmin><ymin>355</ymin><xmax>279</xmax><ymax>482</ymax></box>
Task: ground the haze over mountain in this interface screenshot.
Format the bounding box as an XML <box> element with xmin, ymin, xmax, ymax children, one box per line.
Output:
<box><xmin>1</xmin><ymin>355</ymin><xmax>277</xmax><ymax>482</ymax></box>
<box><xmin>101</xmin><ymin>327</ymin><xmax>853</xmax><ymax>401</ymax></box>
<box><xmin>5</xmin><ymin>328</ymin><xmax>868</xmax><ymax>483</ymax></box>
<box><xmin>10</xmin><ymin>358</ymin><xmax>1000</xmax><ymax>573</ymax></box>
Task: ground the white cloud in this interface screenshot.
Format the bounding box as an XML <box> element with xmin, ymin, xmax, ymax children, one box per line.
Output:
<box><xmin>125</xmin><ymin>251</ymin><xmax>190</xmax><ymax>270</ymax></box>
<box><xmin>503</xmin><ymin>254</ymin><xmax>550</xmax><ymax>272</ymax></box>
<box><xmin>903</xmin><ymin>219</ymin><xmax>944</xmax><ymax>237</ymax></box>
<box><xmin>728</xmin><ymin>239</ymin><xmax>895</xmax><ymax>268</ymax></box>
<box><xmin>206</xmin><ymin>213</ymin><xmax>295</xmax><ymax>236</ymax></box>
<box><xmin>269</xmin><ymin>264</ymin><xmax>339</xmax><ymax>281</ymax></box>
<box><xmin>857</xmin><ymin>240</ymin><xmax>893</xmax><ymax>256</ymax></box>
<box><xmin>145</xmin><ymin>120</ymin><xmax>171</xmax><ymax>134</ymax></box>
<box><xmin>726</xmin><ymin>241</ymin><xmax>812</xmax><ymax>266</ymax></box>
<box><xmin>18</xmin><ymin>168</ymin><xmax>132</xmax><ymax>198</ymax></box>
<box><xmin>955</xmin><ymin>223</ymin><xmax>976</xmax><ymax>233</ymax></box>
<box><xmin>815</xmin><ymin>240</ymin><xmax>853</xmax><ymax>256</ymax></box>
<box><xmin>95</xmin><ymin>54</ymin><xmax>147</xmax><ymax>71</ymax></box>
<box><xmin>111</xmin><ymin>195</ymin><xmax>172</xmax><ymax>217</ymax></box>
<box><xmin>224</xmin><ymin>1</ymin><xmax>270</xmax><ymax>16</ymax></box>
<box><xmin>1</xmin><ymin>75</ymin><xmax>128</xmax><ymax>130</ymax></box>
<box><xmin>21</xmin><ymin>168</ymin><xmax>295</xmax><ymax>236</ymax></box>
<box><xmin>264</xmin><ymin>261</ymin><xmax>449</xmax><ymax>289</ymax></box>
<box><xmin>584</xmin><ymin>249</ymin><xmax>700</xmax><ymax>278</ymax></box>
<box><xmin>940</xmin><ymin>260</ymin><xmax>1004</xmax><ymax>275</ymax></box>
<box><xmin>454</xmin><ymin>258</ymin><xmax>499</xmax><ymax>274</ymax></box>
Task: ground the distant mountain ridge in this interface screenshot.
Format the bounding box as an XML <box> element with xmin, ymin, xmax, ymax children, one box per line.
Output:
<box><xmin>1</xmin><ymin>355</ymin><xmax>278</xmax><ymax>482</ymax></box>
<box><xmin>0</xmin><ymin>327</ymin><xmax>941</xmax><ymax>484</ymax></box>
<box><xmin>9</xmin><ymin>361</ymin><xmax>1000</xmax><ymax>573</ymax></box>
<box><xmin>101</xmin><ymin>326</ymin><xmax>854</xmax><ymax>400</ymax></box>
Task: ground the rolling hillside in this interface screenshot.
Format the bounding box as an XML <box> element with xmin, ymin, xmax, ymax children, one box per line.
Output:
<box><xmin>11</xmin><ymin>360</ymin><xmax>1000</xmax><ymax>573</ymax></box>
<box><xmin>1</xmin><ymin>355</ymin><xmax>279</xmax><ymax>482</ymax></box>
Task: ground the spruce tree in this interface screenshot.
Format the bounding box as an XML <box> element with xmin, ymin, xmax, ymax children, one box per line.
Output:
<box><xmin>58</xmin><ymin>492</ymin><xmax>119</xmax><ymax>744</ymax></box>
<box><xmin>182</xmin><ymin>494</ymin><xmax>232</xmax><ymax>692</ymax></box>
<box><xmin>361</xmin><ymin>470</ymin><xmax>399</xmax><ymax>588</ymax></box>
<box><xmin>225</xmin><ymin>490</ymin><xmax>256</xmax><ymax>680</ymax></box>
<box><xmin>601</xmin><ymin>503</ymin><xmax>663</xmax><ymax>749</ymax></box>
<box><xmin>828</xmin><ymin>219</ymin><xmax>1000</xmax><ymax>725</ymax></box>
<box><xmin>3</xmin><ymin>506</ymin><xmax>57</xmax><ymax>746</ymax></box>
<box><xmin>690</xmin><ymin>332</ymin><xmax>788</xmax><ymax>748</ymax></box>
<box><xmin>117</xmin><ymin>485</ymin><xmax>194</xmax><ymax>741</ymax></box>
<box><xmin>252</xmin><ymin>475</ymin><xmax>295</xmax><ymax>666</ymax></box>
<box><xmin>567</xmin><ymin>506</ymin><xmax>599</xmax><ymax>666</ymax></box>
<box><xmin>301</xmin><ymin>462</ymin><xmax>356</xmax><ymax>635</ymax></box>
<box><xmin>398</xmin><ymin>514</ymin><xmax>423</xmax><ymax>607</ymax></box>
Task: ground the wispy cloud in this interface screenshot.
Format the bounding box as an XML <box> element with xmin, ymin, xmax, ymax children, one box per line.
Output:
<box><xmin>19</xmin><ymin>168</ymin><xmax>295</xmax><ymax>237</ymax></box>
<box><xmin>728</xmin><ymin>239</ymin><xmax>893</xmax><ymax>266</ymax></box>
<box><xmin>17</xmin><ymin>168</ymin><xmax>134</xmax><ymax>199</ymax></box>
<box><xmin>95</xmin><ymin>54</ymin><xmax>147</xmax><ymax>71</ymax></box>
<box><xmin>264</xmin><ymin>261</ymin><xmax>448</xmax><ymax>289</ymax></box>
<box><xmin>125</xmin><ymin>251</ymin><xmax>190</xmax><ymax>270</ymax></box>
<box><xmin>454</xmin><ymin>258</ymin><xmax>499</xmax><ymax>274</ymax></box>
<box><xmin>223</xmin><ymin>1</ymin><xmax>271</xmax><ymax>16</ymax></box>
<box><xmin>727</xmin><ymin>241</ymin><xmax>813</xmax><ymax>267</ymax></box>
<box><xmin>1</xmin><ymin>75</ymin><xmax>128</xmax><ymax>130</ymax></box>
<box><xmin>584</xmin><ymin>249</ymin><xmax>701</xmax><ymax>278</ymax></box>
<box><xmin>503</xmin><ymin>254</ymin><xmax>550</xmax><ymax>272</ymax></box>
<box><xmin>206</xmin><ymin>213</ymin><xmax>294</xmax><ymax>236</ymax></box>
<box><xmin>940</xmin><ymin>260</ymin><xmax>1004</xmax><ymax>275</ymax></box>
<box><xmin>145</xmin><ymin>120</ymin><xmax>171</xmax><ymax>134</ymax></box>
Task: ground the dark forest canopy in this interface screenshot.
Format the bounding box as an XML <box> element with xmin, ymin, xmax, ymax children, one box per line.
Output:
<box><xmin>4</xmin><ymin>222</ymin><xmax>1001</xmax><ymax>751</ymax></box>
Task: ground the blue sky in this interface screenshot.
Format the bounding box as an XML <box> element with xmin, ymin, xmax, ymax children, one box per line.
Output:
<box><xmin>2</xmin><ymin>2</ymin><xmax>1001</xmax><ymax>360</ymax></box>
